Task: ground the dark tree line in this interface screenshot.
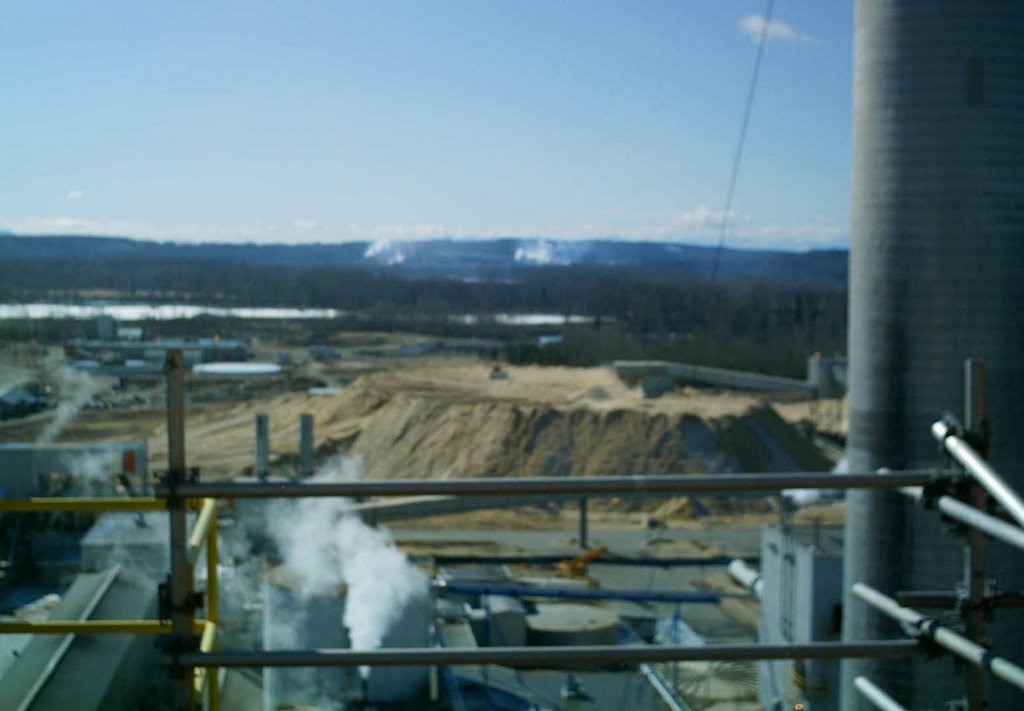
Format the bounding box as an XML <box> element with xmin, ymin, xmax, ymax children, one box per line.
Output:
<box><xmin>0</xmin><ymin>258</ymin><xmax>846</xmax><ymax>377</ymax></box>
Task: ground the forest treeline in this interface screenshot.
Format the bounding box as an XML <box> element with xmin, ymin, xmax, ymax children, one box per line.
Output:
<box><xmin>0</xmin><ymin>257</ymin><xmax>846</xmax><ymax>378</ymax></box>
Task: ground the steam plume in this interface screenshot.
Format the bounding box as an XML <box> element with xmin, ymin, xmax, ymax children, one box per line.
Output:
<box><xmin>36</xmin><ymin>366</ymin><xmax>107</xmax><ymax>444</ymax></box>
<box><xmin>269</xmin><ymin>456</ymin><xmax>428</xmax><ymax>674</ymax></box>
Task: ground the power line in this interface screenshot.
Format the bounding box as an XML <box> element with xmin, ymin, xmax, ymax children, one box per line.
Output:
<box><xmin>709</xmin><ymin>0</ymin><xmax>777</xmax><ymax>286</ymax></box>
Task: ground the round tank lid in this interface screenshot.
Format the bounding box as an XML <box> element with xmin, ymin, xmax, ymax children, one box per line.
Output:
<box><xmin>526</xmin><ymin>603</ymin><xmax>619</xmax><ymax>632</ymax></box>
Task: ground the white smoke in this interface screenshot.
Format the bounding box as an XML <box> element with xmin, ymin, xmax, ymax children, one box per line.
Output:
<box><xmin>269</xmin><ymin>456</ymin><xmax>428</xmax><ymax>674</ymax></box>
<box><xmin>64</xmin><ymin>449</ymin><xmax>119</xmax><ymax>495</ymax></box>
<box><xmin>36</xmin><ymin>366</ymin><xmax>108</xmax><ymax>444</ymax></box>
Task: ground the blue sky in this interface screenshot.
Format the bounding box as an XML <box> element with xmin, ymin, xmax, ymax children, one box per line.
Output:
<box><xmin>0</xmin><ymin>1</ymin><xmax>852</xmax><ymax>250</ymax></box>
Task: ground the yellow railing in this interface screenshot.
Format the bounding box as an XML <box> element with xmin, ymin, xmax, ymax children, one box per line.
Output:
<box><xmin>0</xmin><ymin>496</ymin><xmax>221</xmax><ymax>711</ymax></box>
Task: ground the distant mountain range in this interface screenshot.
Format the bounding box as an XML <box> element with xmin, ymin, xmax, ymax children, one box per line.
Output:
<box><xmin>0</xmin><ymin>234</ymin><xmax>848</xmax><ymax>286</ymax></box>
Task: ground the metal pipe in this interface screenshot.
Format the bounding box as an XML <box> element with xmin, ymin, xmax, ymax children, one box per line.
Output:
<box><xmin>639</xmin><ymin>663</ymin><xmax>689</xmax><ymax>711</ymax></box>
<box><xmin>0</xmin><ymin>620</ymin><xmax>172</xmax><ymax>635</ymax></box>
<box><xmin>193</xmin><ymin>622</ymin><xmax>218</xmax><ymax>695</ymax></box>
<box><xmin>207</xmin><ymin>503</ymin><xmax>219</xmax><ymax>625</ymax></box>
<box><xmin>299</xmin><ymin>413</ymin><xmax>314</xmax><ymax>478</ymax></box>
<box><xmin>727</xmin><ymin>559</ymin><xmax>764</xmax><ymax>599</ymax></box>
<box><xmin>900</xmin><ymin>487</ymin><xmax>1024</xmax><ymax>553</ymax></box>
<box><xmin>435</xmin><ymin>582</ymin><xmax>753</xmax><ymax>604</ymax></box>
<box><xmin>0</xmin><ymin>497</ymin><xmax>166</xmax><ymax>512</ymax></box>
<box><xmin>933</xmin><ymin>420</ymin><xmax>1024</xmax><ymax>530</ymax></box>
<box><xmin>166</xmin><ymin>350</ymin><xmax>194</xmax><ymax>710</ymax></box>
<box><xmin>854</xmin><ymin>676</ymin><xmax>908</xmax><ymax>711</ymax></box>
<box><xmin>186</xmin><ymin>498</ymin><xmax>216</xmax><ymax>565</ymax></box>
<box><xmin>852</xmin><ymin>583</ymin><xmax>1024</xmax><ymax>692</ymax></box>
<box><xmin>420</xmin><ymin>553</ymin><xmax>758</xmax><ymax>568</ymax></box>
<box><xmin>254</xmin><ymin>414</ymin><xmax>269</xmax><ymax>480</ymax></box>
<box><xmin>177</xmin><ymin>641</ymin><xmax>924</xmax><ymax>669</ymax></box>
<box><xmin>579</xmin><ymin>497</ymin><xmax>588</xmax><ymax>549</ymax></box>
<box><xmin>163</xmin><ymin>470</ymin><xmax>939</xmax><ymax>500</ymax></box>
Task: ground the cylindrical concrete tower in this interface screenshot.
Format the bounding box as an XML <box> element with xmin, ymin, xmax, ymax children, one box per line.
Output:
<box><xmin>843</xmin><ymin>2</ymin><xmax>1024</xmax><ymax>708</ymax></box>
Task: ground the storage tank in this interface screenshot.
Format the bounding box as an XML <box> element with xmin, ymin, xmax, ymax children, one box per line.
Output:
<box><xmin>526</xmin><ymin>603</ymin><xmax>619</xmax><ymax>647</ymax></box>
<box><xmin>843</xmin><ymin>2</ymin><xmax>1024</xmax><ymax>708</ymax></box>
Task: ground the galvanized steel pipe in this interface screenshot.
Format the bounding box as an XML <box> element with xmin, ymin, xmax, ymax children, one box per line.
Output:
<box><xmin>434</xmin><ymin>581</ymin><xmax>752</xmax><ymax>604</ymax></box>
<box><xmin>854</xmin><ymin>676</ymin><xmax>908</xmax><ymax>711</ymax></box>
<box><xmin>900</xmin><ymin>487</ymin><xmax>1024</xmax><ymax>553</ymax></box>
<box><xmin>162</xmin><ymin>470</ymin><xmax>938</xmax><ymax>499</ymax></box>
<box><xmin>852</xmin><ymin>583</ymin><xmax>1024</xmax><ymax>692</ymax></box>
<box><xmin>176</xmin><ymin>641</ymin><xmax>924</xmax><ymax>669</ymax></box>
<box><xmin>932</xmin><ymin>420</ymin><xmax>1024</xmax><ymax>530</ymax></box>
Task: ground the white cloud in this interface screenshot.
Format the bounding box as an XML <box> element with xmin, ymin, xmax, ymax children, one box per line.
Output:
<box><xmin>0</xmin><ymin>216</ymin><xmax>283</xmax><ymax>243</ymax></box>
<box><xmin>0</xmin><ymin>207</ymin><xmax>847</xmax><ymax>251</ymax></box>
<box><xmin>65</xmin><ymin>190</ymin><xmax>86</xmax><ymax>201</ymax></box>
<box><xmin>739</xmin><ymin>14</ymin><xmax>810</xmax><ymax>44</ymax></box>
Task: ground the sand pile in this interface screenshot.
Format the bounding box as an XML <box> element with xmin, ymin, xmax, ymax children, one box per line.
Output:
<box><xmin>143</xmin><ymin>361</ymin><xmax>831</xmax><ymax>481</ymax></box>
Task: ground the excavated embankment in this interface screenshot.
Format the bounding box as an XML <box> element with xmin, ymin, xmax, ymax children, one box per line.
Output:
<box><xmin>146</xmin><ymin>362</ymin><xmax>831</xmax><ymax>482</ymax></box>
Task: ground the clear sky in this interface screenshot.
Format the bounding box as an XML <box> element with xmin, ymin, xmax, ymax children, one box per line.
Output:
<box><xmin>0</xmin><ymin>1</ymin><xmax>853</xmax><ymax>250</ymax></box>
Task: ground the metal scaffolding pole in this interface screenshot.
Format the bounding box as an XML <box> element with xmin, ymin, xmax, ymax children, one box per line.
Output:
<box><xmin>162</xmin><ymin>470</ymin><xmax>938</xmax><ymax>500</ymax></box>
<box><xmin>932</xmin><ymin>419</ymin><xmax>1024</xmax><ymax>530</ymax></box>
<box><xmin>854</xmin><ymin>676</ymin><xmax>908</xmax><ymax>711</ymax></box>
<box><xmin>578</xmin><ymin>497</ymin><xmax>588</xmax><ymax>549</ymax></box>
<box><xmin>435</xmin><ymin>582</ymin><xmax>753</xmax><ymax>604</ymax></box>
<box><xmin>900</xmin><ymin>487</ymin><xmax>1024</xmax><ymax>553</ymax></box>
<box><xmin>852</xmin><ymin>583</ymin><xmax>1024</xmax><ymax>692</ymax></box>
<box><xmin>186</xmin><ymin>498</ymin><xmax>217</xmax><ymax>565</ymax></box>
<box><xmin>299</xmin><ymin>413</ymin><xmax>314</xmax><ymax>478</ymax></box>
<box><xmin>177</xmin><ymin>640</ymin><xmax>924</xmax><ymax>669</ymax></box>
<box><xmin>254</xmin><ymin>414</ymin><xmax>270</xmax><ymax>481</ymax></box>
<box><xmin>0</xmin><ymin>497</ymin><xmax>166</xmax><ymax>512</ymax></box>
<box><xmin>166</xmin><ymin>350</ymin><xmax>195</xmax><ymax>710</ymax></box>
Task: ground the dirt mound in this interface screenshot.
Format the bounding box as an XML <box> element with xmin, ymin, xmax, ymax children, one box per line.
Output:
<box><xmin>142</xmin><ymin>361</ymin><xmax>831</xmax><ymax>481</ymax></box>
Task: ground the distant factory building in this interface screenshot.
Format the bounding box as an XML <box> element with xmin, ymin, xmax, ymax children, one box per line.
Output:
<box><xmin>0</xmin><ymin>387</ymin><xmax>44</xmax><ymax>420</ymax></box>
<box><xmin>66</xmin><ymin>338</ymin><xmax>250</xmax><ymax>367</ymax></box>
<box><xmin>309</xmin><ymin>344</ymin><xmax>342</xmax><ymax>361</ymax></box>
<box><xmin>756</xmin><ymin>524</ymin><xmax>844</xmax><ymax>711</ymax></box>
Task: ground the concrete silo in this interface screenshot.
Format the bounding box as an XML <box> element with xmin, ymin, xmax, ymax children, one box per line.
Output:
<box><xmin>843</xmin><ymin>1</ymin><xmax>1024</xmax><ymax>708</ymax></box>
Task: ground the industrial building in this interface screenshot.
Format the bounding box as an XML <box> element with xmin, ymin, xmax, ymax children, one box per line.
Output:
<box><xmin>0</xmin><ymin>2</ymin><xmax>1022</xmax><ymax>710</ymax></box>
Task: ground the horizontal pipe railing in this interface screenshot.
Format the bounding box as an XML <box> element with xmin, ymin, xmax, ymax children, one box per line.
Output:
<box><xmin>0</xmin><ymin>620</ymin><xmax>172</xmax><ymax>635</ymax></box>
<box><xmin>852</xmin><ymin>583</ymin><xmax>1024</xmax><ymax>692</ymax></box>
<box><xmin>0</xmin><ymin>619</ymin><xmax>210</xmax><ymax>635</ymax></box>
<box><xmin>175</xmin><ymin>641</ymin><xmax>924</xmax><ymax>668</ymax></box>
<box><xmin>854</xmin><ymin>676</ymin><xmax>908</xmax><ymax>711</ymax></box>
<box><xmin>161</xmin><ymin>470</ymin><xmax>939</xmax><ymax>499</ymax></box>
<box><xmin>933</xmin><ymin>420</ymin><xmax>1024</xmax><ymax>529</ymax></box>
<box><xmin>900</xmin><ymin>487</ymin><xmax>1024</xmax><ymax>553</ymax></box>
<box><xmin>435</xmin><ymin>582</ymin><xmax>754</xmax><ymax>604</ymax></box>
<box><xmin>0</xmin><ymin>497</ymin><xmax>166</xmax><ymax>513</ymax></box>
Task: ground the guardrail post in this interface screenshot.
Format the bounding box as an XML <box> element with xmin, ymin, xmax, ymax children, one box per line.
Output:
<box><xmin>166</xmin><ymin>350</ymin><xmax>196</xmax><ymax>710</ymax></box>
<box><xmin>255</xmin><ymin>414</ymin><xmax>270</xmax><ymax>481</ymax></box>
<box><xmin>299</xmin><ymin>413</ymin><xmax>314</xmax><ymax>478</ymax></box>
